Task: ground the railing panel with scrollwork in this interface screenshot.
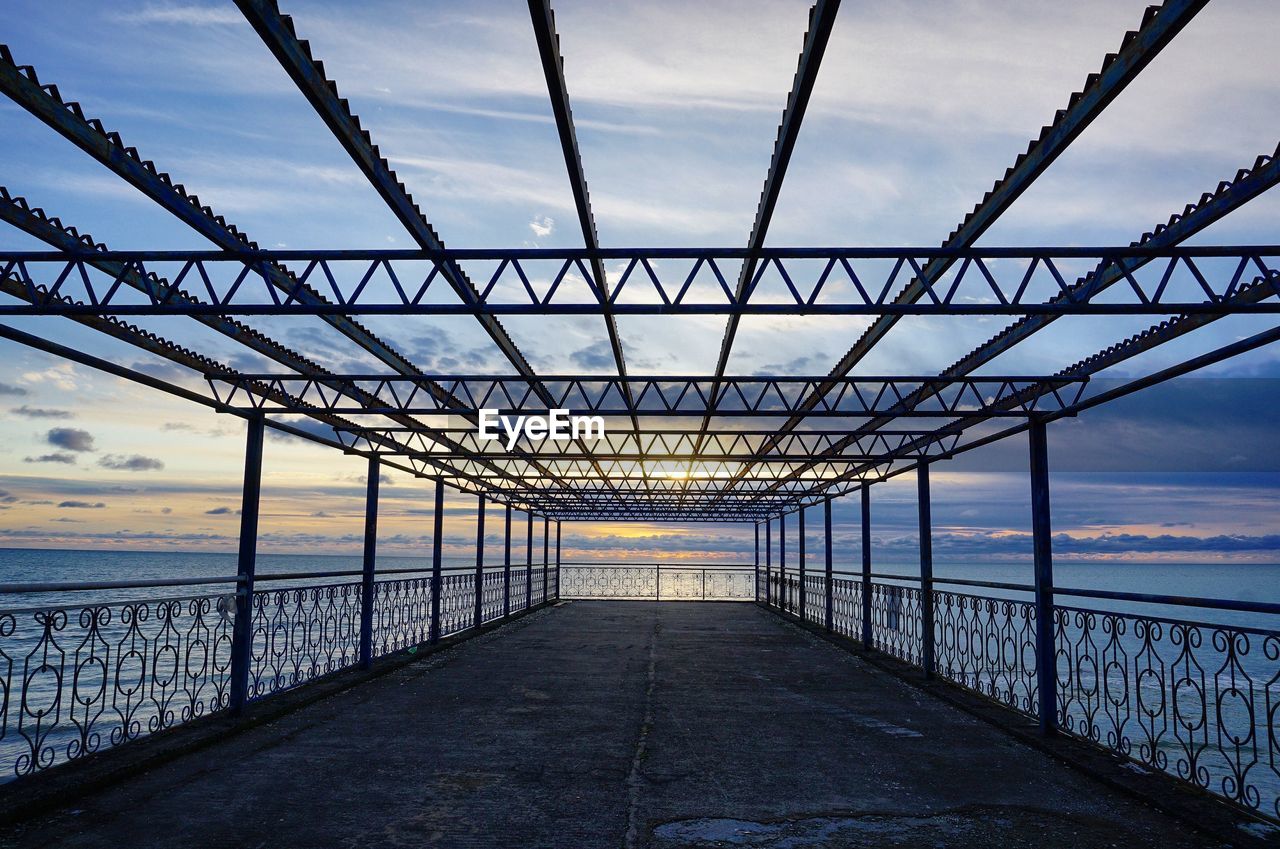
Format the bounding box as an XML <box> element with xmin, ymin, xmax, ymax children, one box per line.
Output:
<box><xmin>532</xmin><ymin>567</ymin><xmax>546</xmax><ymax>607</ymax></box>
<box><xmin>831</xmin><ymin>577</ymin><xmax>862</xmax><ymax>638</ymax></box>
<box><xmin>560</xmin><ymin>565</ymin><xmax>754</xmax><ymax>601</ymax></box>
<box><xmin>803</xmin><ymin>575</ymin><xmax>825</xmax><ymax>626</ymax></box>
<box><xmin>1056</xmin><ymin>605</ymin><xmax>1280</xmax><ymax>821</ymax></box>
<box><xmin>933</xmin><ymin>589</ymin><xmax>1038</xmax><ymax>716</ymax></box>
<box><xmin>870</xmin><ymin>582</ymin><xmax>924</xmax><ymax>665</ymax></box>
<box><xmin>250</xmin><ymin>582</ymin><xmax>361</xmax><ymax>697</ymax></box>
<box><xmin>0</xmin><ymin>594</ymin><xmax>233</xmax><ymax>780</ymax></box>
<box><xmin>481</xmin><ymin>570</ymin><xmax>506</xmax><ymax>624</ymax></box>
<box><xmin>509</xmin><ymin>567</ymin><xmax>530</xmax><ymax>611</ymax></box>
<box><xmin>0</xmin><ymin>564</ymin><xmax>554</xmax><ymax>783</ymax></box>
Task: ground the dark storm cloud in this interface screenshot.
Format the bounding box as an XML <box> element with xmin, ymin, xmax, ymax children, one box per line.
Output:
<box><xmin>0</xmin><ymin>382</ymin><xmax>28</xmax><ymax>396</ymax></box>
<box><xmin>58</xmin><ymin>500</ymin><xmax>105</xmax><ymax>509</ymax></box>
<box><xmin>25</xmin><ymin>452</ymin><xmax>77</xmax><ymax>464</ymax></box>
<box><xmin>46</xmin><ymin>427</ymin><xmax>95</xmax><ymax>452</ymax></box>
<box><xmin>944</xmin><ymin>379</ymin><xmax>1280</xmax><ymax>474</ymax></box>
<box><xmin>569</xmin><ymin>341</ymin><xmax>616</xmax><ymax>371</ymax></box>
<box><xmin>205</xmin><ymin>506</ymin><xmax>237</xmax><ymax>515</ymax></box>
<box><xmin>98</xmin><ymin>454</ymin><xmax>165</xmax><ymax>472</ymax></box>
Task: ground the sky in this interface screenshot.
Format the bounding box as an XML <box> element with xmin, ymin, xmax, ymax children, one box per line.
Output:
<box><xmin>0</xmin><ymin>0</ymin><xmax>1278</xmax><ymax>565</ymax></box>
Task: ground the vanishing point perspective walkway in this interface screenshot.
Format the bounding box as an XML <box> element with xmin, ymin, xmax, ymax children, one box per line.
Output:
<box><xmin>0</xmin><ymin>601</ymin><xmax>1221</xmax><ymax>849</ymax></box>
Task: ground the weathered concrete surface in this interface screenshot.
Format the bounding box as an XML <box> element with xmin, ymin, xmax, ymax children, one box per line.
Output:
<box><xmin>0</xmin><ymin>602</ymin><xmax>1229</xmax><ymax>848</ymax></box>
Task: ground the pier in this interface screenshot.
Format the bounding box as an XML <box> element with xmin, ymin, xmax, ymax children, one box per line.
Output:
<box><xmin>0</xmin><ymin>0</ymin><xmax>1278</xmax><ymax>845</ymax></box>
<box><xmin>0</xmin><ymin>602</ymin><xmax>1234</xmax><ymax>848</ymax></box>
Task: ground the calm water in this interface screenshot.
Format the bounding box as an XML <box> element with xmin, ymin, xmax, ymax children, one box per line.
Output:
<box><xmin>1</xmin><ymin>548</ymin><xmax>1278</xmax><ymax>623</ymax></box>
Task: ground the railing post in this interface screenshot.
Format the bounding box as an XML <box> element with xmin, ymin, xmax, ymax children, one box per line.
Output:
<box><xmin>229</xmin><ymin>413</ymin><xmax>264</xmax><ymax>714</ymax></box>
<box><xmin>824</xmin><ymin>497</ymin><xmax>833</xmax><ymax>633</ymax></box>
<box><xmin>753</xmin><ymin>522</ymin><xmax>760</xmax><ymax>601</ymax></box>
<box><xmin>798</xmin><ymin>505</ymin><xmax>806</xmax><ymax>621</ymax></box>
<box><xmin>779</xmin><ymin>512</ymin><xmax>787</xmax><ymax>613</ymax></box>
<box><xmin>503</xmin><ymin>504</ymin><xmax>512</xmax><ymax>618</ymax></box>
<box><xmin>474</xmin><ymin>496</ymin><xmax>486</xmax><ymax>630</ymax></box>
<box><xmin>861</xmin><ymin>483</ymin><xmax>872</xmax><ymax>649</ymax></box>
<box><xmin>918</xmin><ymin>463</ymin><xmax>935</xmax><ymax>678</ymax></box>
<box><xmin>1029</xmin><ymin>418</ymin><xmax>1057</xmax><ymax>735</ymax></box>
<box><xmin>525</xmin><ymin>510</ymin><xmax>533</xmax><ymax>610</ymax></box>
<box><xmin>765</xmin><ymin>518</ymin><xmax>772</xmax><ymax>605</ymax></box>
<box><xmin>359</xmin><ymin>455</ymin><xmax>379</xmax><ymax>669</ymax></box>
<box><xmin>430</xmin><ymin>478</ymin><xmax>444</xmax><ymax>643</ymax></box>
<box><xmin>554</xmin><ymin>521</ymin><xmax>561</xmax><ymax>599</ymax></box>
<box><xmin>542</xmin><ymin>516</ymin><xmax>549</xmax><ymax>605</ymax></box>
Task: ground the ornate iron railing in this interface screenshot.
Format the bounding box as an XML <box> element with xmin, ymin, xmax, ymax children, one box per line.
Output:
<box><xmin>0</xmin><ymin>592</ymin><xmax>234</xmax><ymax>779</ymax></box>
<box><xmin>765</xmin><ymin>572</ymin><xmax>1280</xmax><ymax>825</ymax></box>
<box><xmin>0</xmin><ymin>564</ymin><xmax>555</xmax><ymax>782</ymax></box>
<box><xmin>560</xmin><ymin>563</ymin><xmax>755</xmax><ymax>601</ymax></box>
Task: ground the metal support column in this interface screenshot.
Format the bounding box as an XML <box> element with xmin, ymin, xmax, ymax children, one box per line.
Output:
<box><xmin>861</xmin><ymin>484</ymin><xmax>872</xmax><ymax>649</ymax></box>
<box><xmin>754</xmin><ymin>522</ymin><xmax>760</xmax><ymax>601</ymax></box>
<box><xmin>503</xmin><ymin>504</ymin><xmax>512</xmax><ymax>617</ymax></box>
<box><xmin>474</xmin><ymin>496</ymin><xmax>486</xmax><ymax>629</ymax></box>
<box><xmin>779</xmin><ymin>512</ymin><xmax>787</xmax><ymax>613</ymax></box>
<box><xmin>1030</xmin><ymin>419</ymin><xmax>1058</xmax><ymax>735</ymax></box>
<box><xmin>430</xmin><ymin>478</ymin><xmax>444</xmax><ymax>643</ymax></box>
<box><xmin>765</xmin><ymin>518</ymin><xmax>772</xmax><ymax>605</ymax></box>
<box><xmin>824</xmin><ymin>497</ymin><xmax>834</xmax><ymax>633</ymax></box>
<box><xmin>918</xmin><ymin>463</ymin><xmax>935</xmax><ymax>678</ymax></box>
<box><xmin>542</xmin><ymin>516</ymin><xmax>549</xmax><ymax>605</ymax></box>
<box><xmin>229</xmin><ymin>414</ymin><xmax>264</xmax><ymax>713</ymax></box>
<box><xmin>798</xmin><ymin>506</ymin><xmax>807</xmax><ymax>621</ymax></box>
<box><xmin>359</xmin><ymin>455</ymin><xmax>379</xmax><ymax>669</ymax></box>
<box><xmin>554</xmin><ymin>521</ymin><xmax>562</xmax><ymax>599</ymax></box>
<box><xmin>525</xmin><ymin>510</ymin><xmax>533</xmax><ymax>611</ymax></box>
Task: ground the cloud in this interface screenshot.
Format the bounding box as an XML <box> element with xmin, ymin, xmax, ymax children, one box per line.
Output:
<box><xmin>529</xmin><ymin>214</ymin><xmax>555</xmax><ymax>239</ymax></box>
<box><xmin>205</xmin><ymin>506</ymin><xmax>239</xmax><ymax>515</ymax></box>
<box><xmin>46</xmin><ymin>427</ymin><xmax>96</xmax><ymax>452</ymax></box>
<box><xmin>346</xmin><ymin>473</ymin><xmax>396</xmax><ymax>486</ymax></box>
<box><xmin>10</xmin><ymin>405</ymin><xmax>74</xmax><ymax>419</ymax></box>
<box><xmin>0</xmin><ymin>382</ymin><xmax>28</xmax><ymax>396</ymax></box>
<box><xmin>569</xmin><ymin>340</ymin><xmax>616</xmax><ymax>372</ymax></box>
<box><xmin>98</xmin><ymin>454</ymin><xmax>166</xmax><ymax>472</ymax></box>
<box><xmin>112</xmin><ymin>4</ymin><xmax>241</xmax><ymax>26</ymax></box>
<box><xmin>24</xmin><ymin>453</ymin><xmax>77</xmax><ymax>464</ymax></box>
<box><xmin>161</xmin><ymin>507</ymin><xmax>173</xmax><ymax>515</ymax></box>
<box><xmin>58</xmin><ymin>500</ymin><xmax>106</xmax><ymax>509</ymax></box>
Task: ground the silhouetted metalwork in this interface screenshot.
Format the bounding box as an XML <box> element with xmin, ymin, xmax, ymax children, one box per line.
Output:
<box><xmin>0</xmin><ymin>0</ymin><xmax>1277</xmax><ymax>831</ymax></box>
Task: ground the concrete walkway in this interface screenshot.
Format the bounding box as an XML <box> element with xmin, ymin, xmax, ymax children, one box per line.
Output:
<box><xmin>0</xmin><ymin>602</ymin><xmax>1221</xmax><ymax>848</ymax></box>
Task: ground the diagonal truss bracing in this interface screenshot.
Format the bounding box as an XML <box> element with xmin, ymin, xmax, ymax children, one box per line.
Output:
<box><xmin>1</xmin><ymin>0</ymin><xmax>1273</xmax><ymax>522</ymax></box>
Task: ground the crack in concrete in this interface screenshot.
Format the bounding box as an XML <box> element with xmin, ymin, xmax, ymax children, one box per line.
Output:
<box><xmin>623</xmin><ymin>610</ymin><xmax>661</xmax><ymax>849</ymax></box>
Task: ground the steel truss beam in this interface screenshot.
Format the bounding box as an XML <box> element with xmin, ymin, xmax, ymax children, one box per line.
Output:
<box><xmin>204</xmin><ymin>374</ymin><xmax>1086</xmax><ymax>418</ymax></box>
<box><xmin>0</xmin><ymin>48</ymin><xmax>602</xmax><ymax>499</ymax></box>
<box><xmin>527</xmin><ymin>0</ymin><xmax>635</xmax><ymax>425</ymax></box>
<box><xmin>1</xmin><ymin>246</ymin><xmax>1276</xmax><ymax>316</ymax></box>
<box><xmin>712</xmin><ymin>0</ymin><xmax>1214</xmax><ymax>501</ymax></box>
<box><xmin>742</xmin><ymin>148</ymin><xmax>1280</xmax><ymax>497</ymax></box>
<box><xmin>229</xmin><ymin>2</ymin><xmax>626</xmax><ymax>501</ymax></box>
<box><xmin>818</xmin><ymin>0</ymin><xmax>1208</xmax><ymax>376</ymax></box>
<box><xmin>0</xmin><ymin>190</ymin><xmax>538</xmax><ymax>489</ymax></box>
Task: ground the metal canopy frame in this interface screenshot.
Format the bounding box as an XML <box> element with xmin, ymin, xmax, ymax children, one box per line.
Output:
<box><xmin>0</xmin><ymin>0</ymin><xmax>1276</xmax><ymax>522</ymax></box>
